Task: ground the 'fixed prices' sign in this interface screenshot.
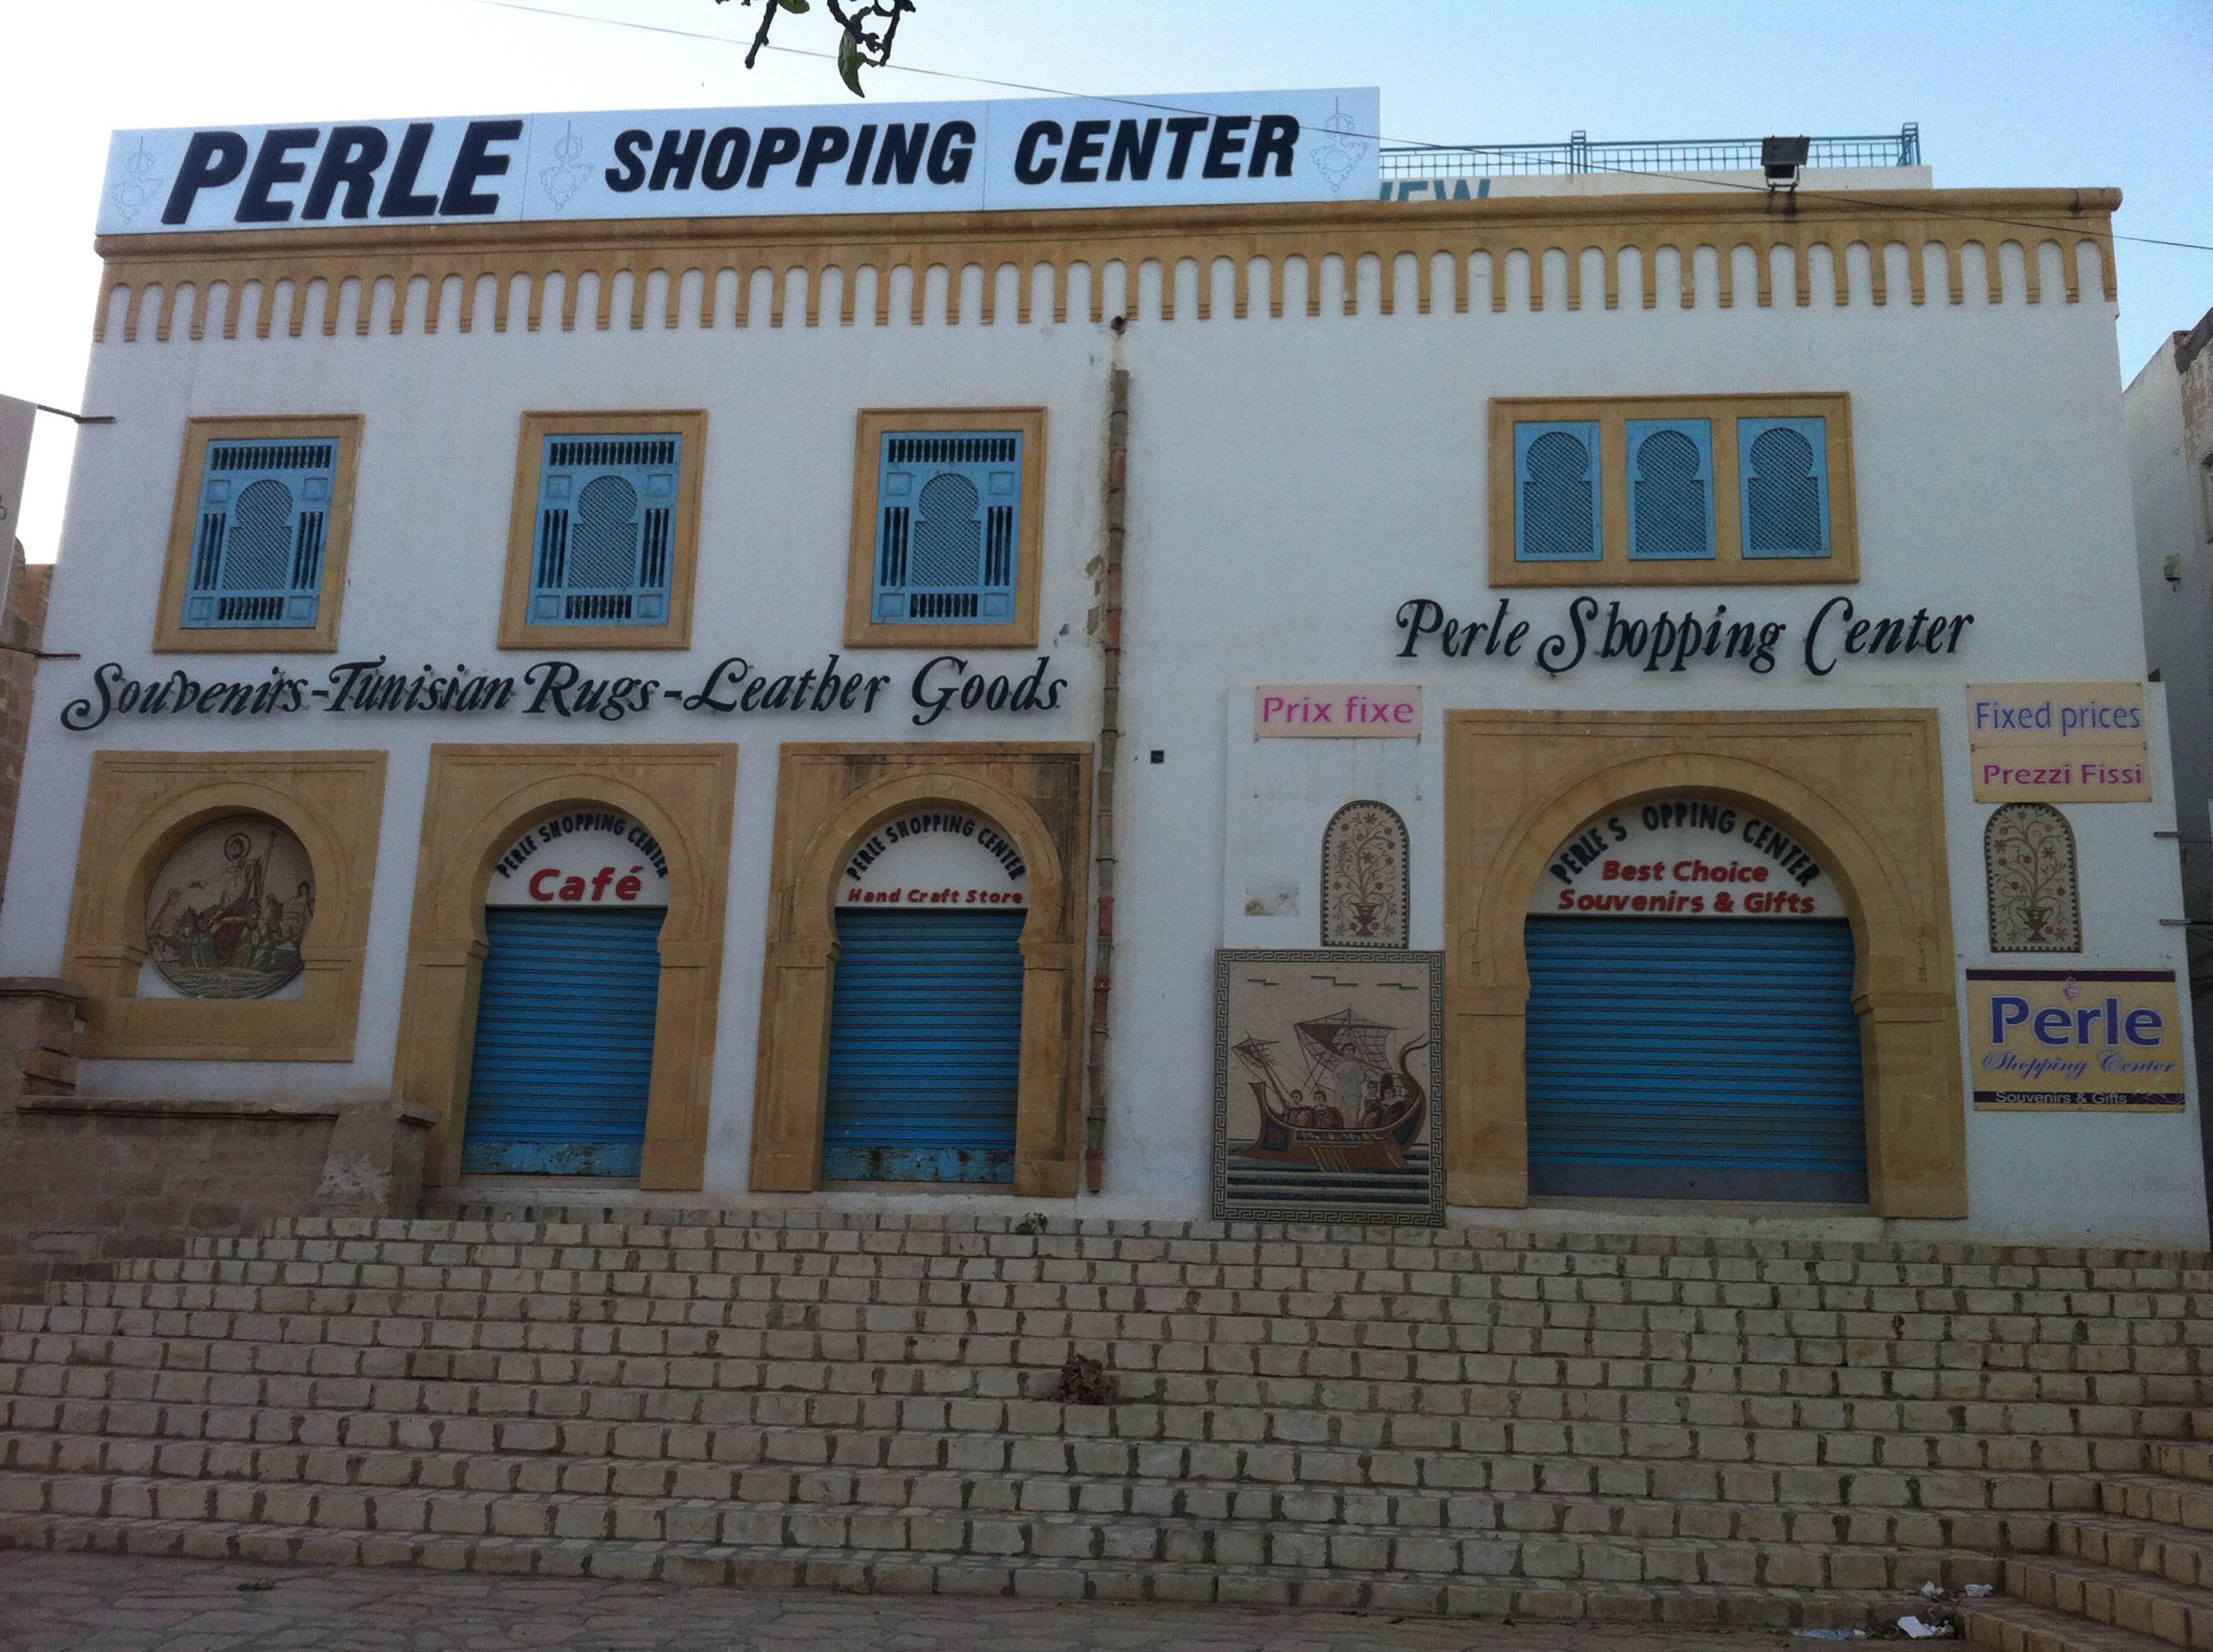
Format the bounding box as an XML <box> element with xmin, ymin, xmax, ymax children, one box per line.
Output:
<box><xmin>100</xmin><ymin>89</ymin><xmax>1380</xmax><ymax>234</ymax></box>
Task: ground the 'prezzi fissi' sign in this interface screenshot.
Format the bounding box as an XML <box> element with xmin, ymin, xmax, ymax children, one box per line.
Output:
<box><xmin>1968</xmin><ymin>683</ymin><xmax>2152</xmax><ymax>803</ymax></box>
<box><xmin>101</xmin><ymin>89</ymin><xmax>1379</xmax><ymax>235</ymax></box>
<box><xmin>1535</xmin><ymin>797</ymin><xmax>1845</xmax><ymax>918</ymax></box>
<box><xmin>1965</xmin><ymin>968</ymin><xmax>2185</xmax><ymax>1110</ymax></box>
<box><xmin>1254</xmin><ymin>685</ymin><xmax>1421</xmax><ymax>738</ymax></box>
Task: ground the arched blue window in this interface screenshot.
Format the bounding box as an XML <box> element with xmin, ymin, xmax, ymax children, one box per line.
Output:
<box><xmin>1739</xmin><ymin>416</ymin><xmax>1831</xmax><ymax>558</ymax></box>
<box><xmin>1514</xmin><ymin>422</ymin><xmax>1601</xmax><ymax>562</ymax></box>
<box><xmin>872</xmin><ymin>430</ymin><xmax>1022</xmax><ymax>623</ymax></box>
<box><xmin>182</xmin><ymin>438</ymin><xmax>339</xmax><ymax>629</ymax></box>
<box><xmin>529</xmin><ymin>433</ymin><xmax>682</xmax><ymax>625</ymax></box>
<box><xmin>1627</xmin><ymin>419</ymin><xmax>1715</xmax><ymax>560</ymax></box>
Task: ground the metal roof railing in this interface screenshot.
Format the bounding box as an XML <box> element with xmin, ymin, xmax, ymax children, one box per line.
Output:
<box><xmin>1378</xmin><ymin>124</ymin><xmax>1920</xmax><ymax>180</ymax></box>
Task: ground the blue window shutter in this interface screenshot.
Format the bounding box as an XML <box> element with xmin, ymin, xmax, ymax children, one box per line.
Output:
<box><xmin>1627</xmin><ymin>418</ymin><xmax>1716</xmax><ymax>560</ymax></box>
<box><xmin>1513</xmin><ymin>422</ymin><xmax>1601</xmax><ymax>561</ymax></box>
<box><xmin>1739</xmin><ymin>416</ymin><xmax>1831</xmax><ymax>557</ymax></box>
<box><xmin>529</xmin><ymin>434</ymin><xmax>682</xmax><ymax>625</ymax></box>
<box><xmin>181</xmin><ymin>437</ymin><xmax>338</xmax><ymax>628</ymax></box>
<box><xmin>871</xmin><ymin>431</ymin><xmax>1022</xmax><ymax>624</ymax></box>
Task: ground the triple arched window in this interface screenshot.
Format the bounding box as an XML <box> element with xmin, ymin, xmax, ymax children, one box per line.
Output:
<box><xmin>1493</xmin><ymin>396</ymin><xmax>1853</xmax><ymax>584</ymax></box>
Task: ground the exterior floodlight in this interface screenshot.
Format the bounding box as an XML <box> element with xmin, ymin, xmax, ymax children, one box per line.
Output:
<box><xmin>1762</xmin><ymin>135</ymin><xmax>1812</xmax><ymax>191</ymax></box>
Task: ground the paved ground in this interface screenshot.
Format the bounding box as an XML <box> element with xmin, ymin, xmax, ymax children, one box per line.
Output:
<box><xmin>0</xmin><ymin>1552</ymin><xmax>1874</xmax><ymax>1651</ymax></box>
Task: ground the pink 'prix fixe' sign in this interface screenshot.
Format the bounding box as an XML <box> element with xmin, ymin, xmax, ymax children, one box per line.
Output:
<box><xmin>1253</xmin><ymin>685</ymin><xmax>1421</xmax><ymax>739</ymax></box>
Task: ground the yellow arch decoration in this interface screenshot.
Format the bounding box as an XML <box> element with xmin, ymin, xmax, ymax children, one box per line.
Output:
<box><xmin>1446</xmin><ymin>709</ymin><xmax>1963</xmax><ymax>1218</ymax></box>
<box><xmin>396</xmin><ymin>744</ymin><xmax>737</xmax><ymax>1189</ymax></box>
<box><xmin>750</xmin><ymin>743</ymin><xmax>1091</xmax><ymax>1198</ymax></box>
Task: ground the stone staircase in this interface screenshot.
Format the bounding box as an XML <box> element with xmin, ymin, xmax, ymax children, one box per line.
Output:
<box><xmin>0</xmin><ymin>1205</ymin><xmax>2207</xmax><ymax>1643</ymax></box>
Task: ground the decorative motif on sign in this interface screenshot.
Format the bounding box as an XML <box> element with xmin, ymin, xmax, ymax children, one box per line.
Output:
<box><xmin>1985</xmin><ymin>802</ymin><xmax>2081</xmax><ymax>953</ymax></box>
<box><xmin>1310</xmin><ymin>99</ymin><xmax>1370</xmax><ymax>191</ymax></box>
<box><xmin>143</xmin><ymin>816</ymin><xmax>314</xmax><ymax>998</ymax></box>
<box><xmin>538</xmin><ymin>124</ymin><xmax>592</xmax><ymax>211</ymax></box>
<box><xmin>107</xmin><ymin>139</ymin><xmax>164</xmax><ymax>227</ymax></box>
<box><xmin>1321</xmin><ymin>801</ymin><xmax>1409</xmax><ymax>948</ymax></box>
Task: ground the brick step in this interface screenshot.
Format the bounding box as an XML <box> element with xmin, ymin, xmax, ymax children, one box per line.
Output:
<box><xmin>11</xmin><ymin>1317</ymin><xmax>2196</xmax><ymax>1414</ymax></box>
<box><xmin>2149</xmin><ymin>1443</ymin><xmax>2213</xmax><ymax>1484</ymax></box>
<box><xmin>1961</xmin><ymin>1594</ymin><xmax>2178</xmax><ymax>1652</ymax></box>
<box><xmin>112</xmin><ymin>1250</ymin><xmax>2213</xmax><ymax>1332</ymax></box>
<box><xmin>0</xmin><ymin>1440</ymin><xmax>2072</xmax><ymax>1546</ymax></box>
<box><xmin>0</xmin><ymin>1507</ymin><xmax>1941</xmax><ymax>1627</ymax></box>
<box><xmin>13</xmin><ymin>1319</ymin><xmax>2195</xmax><ymax>1408</ymax></box>
<box><xmin>2100</xmin><ymin>1474</ymin><xmax>2213</xmax><ymax>1531</ymax></box>
<box><xmin>26</xmin><ymin>1289</ymin><xmax>2201</xmax><ymax>1383</ymax></box>
<box><xmin>2055</xmin><ymin>1511</ymin><xmax>2213</xmax><ymax>1590</ymax></box>
<box><xmin>189</xmin><ymin>1230</ymin><xmax>2213</xmax><ymax>1312</ymax></box>
<box><xmin>0</xmin><ymin>1386</ymin><xmax>2180</xmax><ymax>1484</ymax></box>
<box><xmin>0</xmin><ymin>1398</ymin><xmax>2122</xmax><ymax>1509</ymax></box>
<box><xmin>1999</xmin><ymin>1551</ymin><xmax>2213</xmax><ymax>1649</ymax></box>
<box><xmin>7</xmin><ymin>1341</ymin><xmax>2196</xmax><ymax>1444</ymax></box>
<box><xmin>0</xmin><ymin>1471</ymin><xmax>2010</xmax><ymax>1592</ymax></box>
<box><xmin>0</xmin><ymin>1374</ymin><xmax>2171</xmax><ymax>1468</ymax></box>
<box><xmin>399</xmin><ymin>1204</ymin><xmax>2213</xmax><ymax>1276</ymax></box>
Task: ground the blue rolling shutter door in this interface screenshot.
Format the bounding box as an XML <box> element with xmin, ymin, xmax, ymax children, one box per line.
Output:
<box><xmin>824</xmin><ymin>909</ymin><xmax>1026</xmax><ymax>1183</ymax></box>
<box><xmin>463</xmin><ymin>906</ymin><xmax>664</xmax><ymax>1176</ymax></box>
<box><xmin>1525</xmin><ymin>917</ymin><xmax>1867</xmax><ymax>1202</ymax></box>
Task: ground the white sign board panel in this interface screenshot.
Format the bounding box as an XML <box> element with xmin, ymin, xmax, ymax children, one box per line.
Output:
<box><xmin>100</xmin><ymin>89</ymin><xmax>1379</xmax><ymax>234</ymax></box>
<box><xmin>1531</xmin><ymin>797</ymin><xmax>1845</xmax><ymax>919</ymax></box>
<box><xmin>841</xmin><ymin>809</ymin><xmax>1030</xmax><ymax>910</ymax></box>
<box><xmin>488</xmin><ymin>811</ymin><xmax>671</xmax><ymax>907</ymax></box>
<box><xmin>1966</xmin><ymin>682</ymin><xmax>2153</xmax><ymax>803</ymax></box>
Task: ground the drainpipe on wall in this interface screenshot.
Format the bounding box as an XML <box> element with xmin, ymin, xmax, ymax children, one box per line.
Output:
<box><xmin>1085</xmin><ymin>341</ymin><xmax>1130</xmax><ymax>1194</ymax></box>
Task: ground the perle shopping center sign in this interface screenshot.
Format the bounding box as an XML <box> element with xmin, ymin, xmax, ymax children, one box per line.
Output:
<box><xmin>1965</xmin><ymin>969</ymin><xmax>2185</xmax><ymax>1111</ymax></box>
<box><xmin>99</xmin><ymin>88</ymin><xmax>1380</xmax><ymax>235</ymax></box>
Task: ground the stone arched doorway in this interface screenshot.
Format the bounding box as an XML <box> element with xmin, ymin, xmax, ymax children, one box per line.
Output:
<box><xmin>750</xmin><ymin>744</ymin><xmax>1092</xmax><ymax>1198</ymax></box>
<box><xmin>396</xmin><ymin>744</ymin><xmax>737</xmax><ymax>1189</ymax></box>
<box><xmin>1444</xmin><ymin>709</ymin><xmax>1964</xmax><ymax>1217</ymax></box>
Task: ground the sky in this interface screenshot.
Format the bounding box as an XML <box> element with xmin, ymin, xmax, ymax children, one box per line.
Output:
<box><xmin>3</xmin><ymin>0</ymin><xmax>2209</xmax><ymax>565</ymax></box>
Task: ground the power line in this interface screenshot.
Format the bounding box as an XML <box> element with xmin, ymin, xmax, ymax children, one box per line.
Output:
<box><xmin>466</xmin><ymin>0</ymin><xmax>2213</xmax><ymax>256</ymax></box>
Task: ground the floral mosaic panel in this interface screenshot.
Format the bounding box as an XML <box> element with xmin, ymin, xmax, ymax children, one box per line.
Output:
<box><xmin>1985</xmin><ymin>802</ymin><xmax>2081</xmax><ymax>953</ymax></box>
<box><xmin>1321</xmin><ymin>801</ymin><xmax>1409</xmax><ymax>948</ymax></box>
<box><xmin>144</xmin><ymin>816</ymin><xmax>315</xmax><ymax>998</ymax></box>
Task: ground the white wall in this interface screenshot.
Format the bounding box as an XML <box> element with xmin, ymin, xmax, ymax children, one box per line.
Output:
<box><xmin>7</xmin><ymin>222</ymin><xmax>2202</xmax><ymax>1244</ymax></box>
<box><xmin>1110</xmin><ymin>238</ymin><xmax>2201</xmax><ymax>1244</ymax></box>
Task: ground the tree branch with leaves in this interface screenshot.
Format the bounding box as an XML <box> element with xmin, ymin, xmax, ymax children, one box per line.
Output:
<box><xmin>715</xmin><ymin>0</ymin><xmax>917</xmax><ymax>96</ymax></box>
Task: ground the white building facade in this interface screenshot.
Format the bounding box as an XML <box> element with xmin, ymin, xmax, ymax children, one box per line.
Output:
<box><xmin>4</xmin><ymin>96</ymin><xmax>2200</xmax><ymax>1249</ymax></box>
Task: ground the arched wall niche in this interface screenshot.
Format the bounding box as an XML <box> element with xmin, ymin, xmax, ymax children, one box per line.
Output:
<box><xmin>63</xmin><ymin>749</ymin><xmax>387</xmax><ymax>1061</ymax></box>
<box><xmin>1984</xmin><ymin>802</ymin><xmax>2081</xmax><ymax>954</ymax></box>
<box><xmin>1443</xmin><ymin>709</ymin><xmax>1963</xmax><ymax>1219</ymax></box>
<box><xmin>750</xmin><ymin>743</ymin><xmax>1092</xmax><ymax>1199</ymax></box>
<box><xmin>1321</xmin><ymin>801</ymin><xmax>1411</xmax><ymax>949</ymax></box>
<box><xmin>394</xmin><ymin>744</ymin><xmax>737</xmax><ymax>1189</ymax></box>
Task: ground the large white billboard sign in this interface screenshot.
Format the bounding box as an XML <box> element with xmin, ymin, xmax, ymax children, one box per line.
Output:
<box><xmin>101</xmin><ymin>89</ymin><xmax>1379</xmax><ymax>235</ymax></box>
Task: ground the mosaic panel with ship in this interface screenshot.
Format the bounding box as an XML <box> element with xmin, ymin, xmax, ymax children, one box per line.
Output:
<box><xmin>1212</xmin><ymin>948</ymin><xmax>1445</xmax><ymax>1225</ymax></box>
